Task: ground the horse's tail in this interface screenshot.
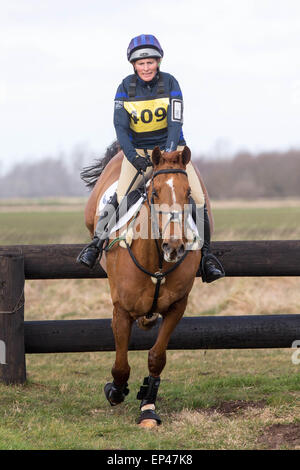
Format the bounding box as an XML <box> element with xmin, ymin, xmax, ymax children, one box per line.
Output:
<box><xmin>80</xmin><ymin>140</ymin><xmax>121</xmax><ymax>190</ymax></box>
<box><xmin>137</xmin><ymin>313</ymin><xmax>159</xmax><ymax>331</ymax></box>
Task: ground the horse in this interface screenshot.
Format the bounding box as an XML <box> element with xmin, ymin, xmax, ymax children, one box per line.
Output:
<box><xmin>81</xmin><ymin>142</ymin><xmax>214</xmax><ymax>428</ymax></box>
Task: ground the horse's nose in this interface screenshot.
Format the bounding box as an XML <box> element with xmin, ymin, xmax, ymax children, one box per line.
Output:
<box><xmin>162</xmin><ymin>239</ymin><xmax>185</xmax><ymax>262</ymax></box>
<box><xmin>162</xmin><ymin>241</ymin><xmax>169</xmax><ymax>253</ymax></box>
<box><xmin>177</xmin><ymin>242</ymin><xmax>185</xmax><ymax>257</ymax></box>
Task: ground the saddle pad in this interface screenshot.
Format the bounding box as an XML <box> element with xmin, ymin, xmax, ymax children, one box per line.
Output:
<box><xmin>98</xmin><ymin>181</ymin><xmax>144</xmax><ymax>235</ymax></box>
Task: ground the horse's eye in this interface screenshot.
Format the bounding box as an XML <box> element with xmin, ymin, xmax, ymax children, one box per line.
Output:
<box><xmin>187</xmin><ymin>188</ymin><xmax>192</xmax><ymax>197</ymax></box>
<box><xmin>152</xmin><ymin>188</ymin><xmax>158</xmax><ymax>197</ymax></box>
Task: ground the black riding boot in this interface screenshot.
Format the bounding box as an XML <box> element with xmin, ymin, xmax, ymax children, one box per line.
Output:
<box><xmin>199</xmin><ymin>204</ymin><xmax>225</xmax><ymax>283</ymax></box>
<box><xmin>76</xmin><ymin>193</ymin><xmax>118</xmax><ymax>269</ymax></box>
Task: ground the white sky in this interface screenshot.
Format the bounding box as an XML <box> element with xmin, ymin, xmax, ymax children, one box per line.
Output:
<box><xmin>0</xmin><ymin>0</ymin><xmax>300</xmax><ymax>174</ymax></box>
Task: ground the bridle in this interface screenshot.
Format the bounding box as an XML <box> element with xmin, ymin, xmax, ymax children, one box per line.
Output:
<box><xmin>149</xmin><ymin>168</ymin><xmax>191</xmax><ymax>240</ymax></box>
<box><xmin>125</xmin><ymin>167</ymin><xmax>191</xmax><ymax>316</ymax></box>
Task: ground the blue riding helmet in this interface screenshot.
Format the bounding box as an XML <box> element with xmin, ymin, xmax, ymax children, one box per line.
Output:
<box><xmin>127</xmin><ymin>34</ymin><xmax>164</xmax><ymax>62</ymax></box>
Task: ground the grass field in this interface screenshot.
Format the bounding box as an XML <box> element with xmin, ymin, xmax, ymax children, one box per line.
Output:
<box><xmin>1</xmin><ymin>197</ymin><xmax>300</xmax><ymax>244</ymax></box>
<box><xmin>0</xmin><ymin>197</ymin><xmax>300</xmax><ymax>450</ymax></box>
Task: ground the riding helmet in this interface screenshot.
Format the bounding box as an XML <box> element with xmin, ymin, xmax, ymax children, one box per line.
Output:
<box><xmin>127</xmin><ymin>34</ymin><xmax>164</xmax><ymax>62</ymax></box>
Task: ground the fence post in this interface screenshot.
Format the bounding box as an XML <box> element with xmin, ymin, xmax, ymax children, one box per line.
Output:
<box><xmin>0</xmin><ymin>253</ymin><xmax>26</xmax><ymax>384</ymax></box>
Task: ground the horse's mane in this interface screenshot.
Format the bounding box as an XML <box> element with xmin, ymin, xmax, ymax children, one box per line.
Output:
<box><xmin>80</xmin><ymin>140</ymin><xmax>121</xmax><ymax>190</ymax></box>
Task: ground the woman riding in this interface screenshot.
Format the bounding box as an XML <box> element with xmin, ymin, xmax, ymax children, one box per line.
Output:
<box><xmin>77</xmin><ymin>34</ymin><xmax>224</xmax><ymax>283</ymax></box>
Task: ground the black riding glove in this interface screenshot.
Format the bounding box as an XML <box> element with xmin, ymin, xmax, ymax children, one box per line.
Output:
<box><xmin>132</xmin><ymin>156</ymin><xmax>153</xmax><ymax>173</ymax></box>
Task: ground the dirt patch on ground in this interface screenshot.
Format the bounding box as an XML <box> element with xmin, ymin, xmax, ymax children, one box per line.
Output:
<box><xmin>204</xmin><ymin>400</ymin><xmax>266</xmax><ymax>416</ymax></box>
<box><xmin>257</xmin><ymin>423</ymin><xmax>300</xmax><ymax>450</ymax></box>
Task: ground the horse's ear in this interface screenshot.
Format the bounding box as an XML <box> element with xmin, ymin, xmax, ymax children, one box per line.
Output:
<box><xmin>152</xmin><ymin>146</ymin><xmax>162</xmax><ymax>166</ymax></box>
<box><xmin>181</xmin><ymin>146</ymin><xmax>191</xmax><ymax>166</ymax></box>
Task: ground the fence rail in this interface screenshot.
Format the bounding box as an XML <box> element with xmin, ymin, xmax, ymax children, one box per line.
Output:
<box><xmin>1</xmin><ymin>240</ymin><xmax>300</xmax><ymax>278</ymax></box>
<box><xmin>0</xmin><ymin>240</ymin><xmax>300</xmax><ymax>385</ymax></box>
<box><xmin>24</xmin><ymin>315</ymin><xmax>300</xmax><ymax>353</ymax></box>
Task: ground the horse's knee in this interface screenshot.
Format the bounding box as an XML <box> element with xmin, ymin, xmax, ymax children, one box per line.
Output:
<box><xmin>148</xmin><ymin>349</ymin><xmax>166</xmax><ymax>376</ymax></box>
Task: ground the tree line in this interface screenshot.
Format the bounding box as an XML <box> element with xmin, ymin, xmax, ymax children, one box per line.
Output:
<box><xmin>195</xmin><ymin>149</ymin><xmax>300</xmax><ymax>199</ymax></box>
<box><xmin>0</xmin><ymin>145</ymin><xmax>299</xmax><ymax>199</ymax></box>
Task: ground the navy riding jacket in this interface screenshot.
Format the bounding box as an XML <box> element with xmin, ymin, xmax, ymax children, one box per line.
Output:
<box><xmin>113</xmin><ymin>71</ymin><xmax>186</xmax><ymax>164</ymax></box>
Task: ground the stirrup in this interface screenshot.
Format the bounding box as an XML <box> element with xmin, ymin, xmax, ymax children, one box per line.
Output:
<box><xmin>201</xmin><ymin>252</ymin><xmax>225</xmax><ymax>283</ymax></box>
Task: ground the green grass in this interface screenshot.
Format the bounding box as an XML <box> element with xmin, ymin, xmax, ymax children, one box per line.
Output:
<box><xmin>0</xmin><ymin>349</ymin><xmax>299</xmax><ymax>450</ymax></box>
<box><xmin>0</xmin><ymin>197</ymin><xmax>87</xmax><ymax>207</ymax></box>
<box><xmin>212</xmin><ymin>207</ymin><xmax>300</xmax><ymax>240</ymax></box>
<box><xmin>0</xmin><ymin>211</ymin><xmax>89</xmax><ymax>244</ymax></box>
<box><xmin>1</xmin><ymin>205</ymin><xmax>300</xmax><ymax>245</ymax></box>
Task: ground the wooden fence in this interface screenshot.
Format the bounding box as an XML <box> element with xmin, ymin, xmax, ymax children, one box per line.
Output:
<box><xmin>0</xmin><ymin>240</ymin><xmax>300</xmax><ymax>384</ymax></box>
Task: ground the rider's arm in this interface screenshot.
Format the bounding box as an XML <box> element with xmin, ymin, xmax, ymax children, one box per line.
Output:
<box><xmin>165</xmin><ymin>75</ymin><xmax>185</xmax><ymax>152</ymax></box>
<box><xmin>113</xmin><ymin>81</ymin><xmax>137</xmax><ymax>164</ymax></box>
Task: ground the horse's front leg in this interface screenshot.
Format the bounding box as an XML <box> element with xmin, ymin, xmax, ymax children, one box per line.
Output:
<box><xmin>104</xmin><ymin>303</ymin><xmax>134</xmax><ymax>406</ymax></box>
<box><xmin>137</xmin><ymin>295</ymin><xmax>188</xmax><ymax>428</ymax></box>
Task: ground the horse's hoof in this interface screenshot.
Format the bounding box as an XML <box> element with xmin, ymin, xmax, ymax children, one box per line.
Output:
<box><xmin>138</xmin><ymin>419</ymin><xmax>159</xmax><ymax>429</ymax></box>
<box><xmin>104</xmin><ymin>382</ymin><xmax>129</xmax><ymax>406</ymax></box>
<box><xmin>137</xmin><ymin>409</ymin><xmax>161</xmax><ymax>427</ymax></box>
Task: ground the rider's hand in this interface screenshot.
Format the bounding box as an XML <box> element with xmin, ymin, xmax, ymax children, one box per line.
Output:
<box><xmin>132</xmin><ymin>156</ymin><xmax>153</xmax><ymax>172</ymax></box>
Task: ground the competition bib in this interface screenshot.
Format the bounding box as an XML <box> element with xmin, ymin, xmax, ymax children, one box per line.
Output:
<box><xmin>124</xmin><ymin>97</ymin><xmax>169</xmax><ymax>133</ymax></box>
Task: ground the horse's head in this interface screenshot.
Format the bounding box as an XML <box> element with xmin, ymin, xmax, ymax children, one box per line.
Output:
<box><xmin>150</xmin><ymin>146</ymin><xmax>191</xmax><ymax>263</ymax></box>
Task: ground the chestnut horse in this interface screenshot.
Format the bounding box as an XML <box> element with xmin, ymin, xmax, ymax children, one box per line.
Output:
<box><xmin>83</xmin><ymin>144</ymin><xmax>213</xmax><ymax>428</ymax></box>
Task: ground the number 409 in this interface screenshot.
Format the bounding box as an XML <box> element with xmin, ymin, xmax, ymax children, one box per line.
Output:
<box><xmin>131</xmin><ymin>107</ymin><xmax>167</xmax><ymax>124</ymax></box>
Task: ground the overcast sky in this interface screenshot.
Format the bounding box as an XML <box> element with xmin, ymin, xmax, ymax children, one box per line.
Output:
<box><xmin>1</xmin><ymin>0</ymin><xmax>300</xmax><ymax>174</ymax></box>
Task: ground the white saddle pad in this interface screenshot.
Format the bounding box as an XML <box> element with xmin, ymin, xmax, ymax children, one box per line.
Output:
<box><xmin>98</xmin><ymin>181</ymin><xmax>144</xmax><ymax>234</ymax></box>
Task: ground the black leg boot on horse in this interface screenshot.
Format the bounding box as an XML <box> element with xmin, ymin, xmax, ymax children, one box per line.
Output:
<box><xmin>197</xmin><ymin>204</ymin><xmax>225</xmax><ymax>283</ymax></box>
<box><xmin>77</xmin><ymin>193</ymin><xmax>119</xmax><ymax>269</ymax></box>
<box><xmin>104</xmin><ymin>381</ymin><xmax>130</xmax><ymax>406</ymax></box>
<box><xmin>136</xmin><ymin>376</ymin><xmax>161</xmax><ymax>427</ymax></box>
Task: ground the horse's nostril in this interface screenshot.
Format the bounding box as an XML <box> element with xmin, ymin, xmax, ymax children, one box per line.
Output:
<box><xmin>162</xmin><ymin>242</ymin><xmax>169</xmax><ymax>252</ymax></box>
<box><xmin>178</xmin><ymin>244</ymin><xmax>185</xmax><ymax>256</ymax></box>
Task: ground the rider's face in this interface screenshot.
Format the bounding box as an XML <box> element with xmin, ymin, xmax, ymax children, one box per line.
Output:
<box><xmin>134</xmin><ymin>58</ymin><xmax>159</xmax><ymax>82</ymax></box>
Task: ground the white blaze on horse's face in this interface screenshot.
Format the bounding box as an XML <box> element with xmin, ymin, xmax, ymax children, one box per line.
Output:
<box><xmin>161</xmin><ymin>177</ymin><xmax>185</xmax><ymax>263</ymax></box>
<box><xmin>166</xmin><ymin>177</ymin><xmax>176</xmax><ymax>204</ymax></box>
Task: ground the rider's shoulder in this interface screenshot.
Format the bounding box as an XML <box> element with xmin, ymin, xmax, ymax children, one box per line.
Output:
<box><xmin>120</xmin><ymin>74</ymin><xmax>136</xmax><ymax>88</ymax></box>
<box><xmin>115</xmin><ymin>74</ymin><xmax>135</xmax><ymax>99</ymax></box>
<box><xmin>160</xmin><ymin>71</ymin><xmax>173</xmax><ymax>80</ymax></box>
<box><xmin>160</xmin><ymin>71</ymin><xmax>180</xmax><ymax>87</ymax></box>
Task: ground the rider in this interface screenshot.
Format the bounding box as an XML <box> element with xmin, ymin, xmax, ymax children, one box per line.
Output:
<box><xmin>77</xmin><ymin>34</ymin><xmax>224</xmax><ymax>283</ymax></box>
